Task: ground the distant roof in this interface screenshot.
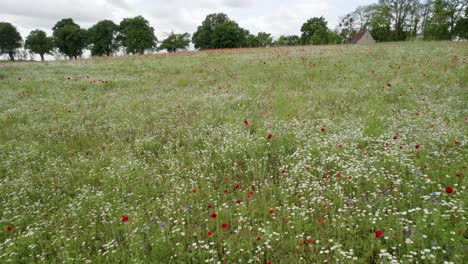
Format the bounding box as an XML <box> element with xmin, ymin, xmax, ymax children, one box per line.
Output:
<box><xmin>350</xmin><ymin>31</ymin><xmax>367</xmax><ymax>44</ymax></box>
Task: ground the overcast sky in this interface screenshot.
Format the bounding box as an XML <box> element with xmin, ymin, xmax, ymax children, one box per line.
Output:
<box><xmin>2</xmin><ymin>0</ymin><xmax>376</xmax><ymax>40</ymax></box>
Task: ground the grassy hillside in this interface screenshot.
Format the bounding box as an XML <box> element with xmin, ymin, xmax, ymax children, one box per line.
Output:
<box><xmin>0</xmin><ymin>41</ymin><xmax>467</xmax><ymax>263</ymax></box>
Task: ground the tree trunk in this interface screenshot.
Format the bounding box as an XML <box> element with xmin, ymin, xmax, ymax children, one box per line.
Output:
<box><xmin>8</xmin><ymin>51</ymin><xmax>15</xmax><ymax>61</ymax></box>
<box><xmin>40</xmin><ymin>53</ymin><xmax>45</xmax><ymax>61</ymax></box>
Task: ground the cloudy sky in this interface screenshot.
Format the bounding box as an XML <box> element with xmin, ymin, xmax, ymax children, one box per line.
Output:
<box><xmin>3</xmin><ymin>0</ymin><xmax>376</xmax><ymax>40</ymax></box>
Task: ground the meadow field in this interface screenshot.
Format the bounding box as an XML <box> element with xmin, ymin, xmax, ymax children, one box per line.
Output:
<box><xmin>0</xmin><ymin>41</ymin><xmax>467</xmax><ymax>263</ymax></box>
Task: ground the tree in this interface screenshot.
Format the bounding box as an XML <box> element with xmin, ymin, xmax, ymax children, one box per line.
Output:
<box><xmin>453</xmin><ymin>7</ymin><xmax>468</xmax><ymax>39</ymax></box>
<box><xmin>25</xmin><ymin>30</ymin><xmax>53</xmax><ymax>61</ymax></box>
<box><xmin>300</xmin><ymin>17</ymin><xmax>329</xmax><ymax>44</ymax></box>
<box><xmin>52</xmin><ymin>18</ymin><xmax>88</xmax><ymax>59</ymax></box>
<box><xmin>254</xmin><ymin>32</ymin><xmax>273</xmax><ymax>47</ymax></box>
<box><xmin>192</xmin><ymin>13</ymin><xmax>251</xmax><ymax>49</ymax></box>
<box><xmin>192</xmin><ymin>13</ymin><xmax>231</xmax><ymax>49</ymax></box>
<box><xmin>423</xmin><ymin>0</ymin><xmax>451</xmax><ymax>39</ymax></box>
<box><xmin>327</xmin><ymin>30</ymin><xmax>344</xmax><ymax>44</ymax></box>
<box><xmin>119</xmin><ymin>16</ymin><xmax>157</xmax><ymax>55</ymax></box>
<box><xmin>0</xmin><ymin>22</ymin><xmax>22</xmax><ymax>61</ymax></box>
<box><xmin>275</xmin><ymin>35</ymin><xmax>301</xmax><ymax>46</ymax></box>
<box><xmin>88</xmin><ymin>20</ymin><xmax>119</xmax><ymax>56</ymax></box>
<box><xmin>159</xmin><ymin>32</ymin><xmax>191</xmax><ymax>52</ymax></box>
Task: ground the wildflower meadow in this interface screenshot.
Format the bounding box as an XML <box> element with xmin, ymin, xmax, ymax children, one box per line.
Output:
<box><xmin>0</xmin><ymin>41</ymin><xmax>467</xmax><ymax>263</ymax></box>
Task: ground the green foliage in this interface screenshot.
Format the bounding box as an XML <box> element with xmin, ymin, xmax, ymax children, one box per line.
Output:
<box><xmin>300</xmin><ymin>17</ymin><xmax>329</xmax><ymax>45</ymax></box>
<box><xmin>192</xmin><ymin>13</ymin><xmax>251</xmax><ymax>49</ymax></box>
<box><xmin>119</xmin><ymin>16</ymin><xmax>157</xmax><ymax>55</ymax></box>
<box><xmin>252</xmin><ymin>32</ymin><xmax>273</xmax><ymax>47</ymax></box>
<box><xmin>274</xmin><ymin>35</ymin><xmax>301</xmax><ymax>46</ymax></box>
<box><xmin>0</xmin><ymin>22</ymin><xmax>22</xmax><ymax>61</ymax></box>
<box><xmin>88</xmin><ymin>20</ymin><xmax>119</xmax><ymax>56</ymax></box>
<box><xmin>327</xmin><ymin>30</ymin><xmax>343</xmax><ymax>44</ymax></box>
<box><xmin>159</xmin><ymin>32</ymin><xmax>191</xmax><ymax>52</ymax></box>
<box><xmin>52</xmin><ymin>18</ymin><xmax>88</xmax><ymax>59</ymax></box>
<box><xmin>25</xmin><ymin>30</ymin><xmax>53</xmax><ymax>61</ymax></box>
<box><xmin>424</xmin><ymin>0</ymin><xmax>451</xmax><ymax>40</ymax></box>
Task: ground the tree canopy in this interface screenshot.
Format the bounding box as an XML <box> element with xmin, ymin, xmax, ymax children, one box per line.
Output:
<box><xmin>300</xmin><ymin>17</ymin><xmax>329</xmax><ymax>44</ymax></box>
<box><xmin>25</xmin><ymin>30</ymin><xmax>53</xmax><ymax>61</ymax></box>
<box><xmin>119</xmin><ymin>16</ymin><xmax>157</xmax><ymax>55</ymax></box>
<box><xmin>0</xmin><ymin>22</ymin><xmax>23</xmax><ymax>61</ymax></box>
<box><xmin>159</xmin><ymin>32</ymin><xmax>191</xmax><ymax>52</ymax></box>
<box><xmin>192</xmin><ymin>13</ymin><xmax>252</xmax><ymax>49</ymax></box>
<box><xmin>88</xmin><ymin>20</ymin><xmax>119</xmax><ymax>56</ymax></box>
<box><xmin>52</xmin><ymin>18</ymin><xmax>88</xmax><ymax>59</ymax></box>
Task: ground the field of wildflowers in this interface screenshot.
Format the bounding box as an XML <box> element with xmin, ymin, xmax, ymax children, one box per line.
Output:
<box><xmin>0</xmin><ymin>41</ymin><xmax>467</xmax><ymax>263</ymax></box>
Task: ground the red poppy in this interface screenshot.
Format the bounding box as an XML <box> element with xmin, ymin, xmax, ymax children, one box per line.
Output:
<box><xmin>192</xmin><ymin>189</ymin><xmax>197</xmax><ymax>193</ymax></box>
<box><xmin>244</xmin><ymin>119</ymin><xmax>249</xmax><ymax>126</ymax></box>
<box><xmin>399</xmin><ymin>146</ymin><xmax>404</xmax><ymax>150</ymax></box>
<box><xmin>348</xmin><ymin>175</ymin><xmax>353</xmax><ymax>179</ymax></box>
<box><xmin>224</xmin><ymin>177</ymin><xmax>229</xmax><ymax>181</ymax></box>
<box><xmin>320</xmin><ymin>127</ymin><xmax>326</xmax><ymax>133</ymax></box>
<box><xmin>267</xmin><ymin>133</ymin><xmax>273</xmax><ymax>139</ymax></box>
<box><xmin>17</xmin><ymin>77</ymin><xmax>22</xmax><ymax>81</ymax></box>
<box><xmin>121</xmin><ymin>215</ymin><xmax>129</xmax><ymax>223</ymax></box>
<box><xmin>297</xmin><ymin>194</ymin><xmax>302</xmax><ymax>199</ymax></box>
<box><xmin>221</xmin><ymin>223</ymin><xmax>228</xmax><ymax>229</ymax></box>
<box><xmin>338</xmin><ymin>144</ymin><xmax>343</xmax><ymax>148</ymax></box>
<box><xmin>207</xmin><ymin>204</ymin><xmax>213</xmax><ymax>209</ymax></box>
<box><xmin>393</xmin><ymin>135</ymin><xmax>398</xmax><ymax>140</ymax></box>
<box><xmin>306</xmin><ymin>237</ymin><xmax>313</xmax><ymax>244</ymax></box>
<box><xmin>101</xmin><ymin>146</ymin><xmax>107</xmax><ymax>151</ymax></box>
<box><xmin>211</xmin><ymin>213</ymin><xmax>218</xmax><ymax>219</ymax></box>
<box><xmin>235</xmin><ymin>184</ymin><xmax>240</xmax><ymax>190</ymax></box>
<box><xmin>384</xmin><ymin>142</ymin><xmax>390</xmax><ymax>147</ymax></box>
<box><xmin>336</xmin><ymin>173</ymin><xmax>341</xmax><ymax>178</ymax></box>
<box><xmin>43</xmin><ymin>213</ymin><xmax>49</xmax><ymax>219</ymax></box>
<box><xmin>256</xmin><ymin>236</ymin><xmax>261</xmax><ymax>241</ymax></box>
<box><xmin>374</xmin><ymin>230</ymin><xmax>383</xmax><ymax>238</ymax></box>
<box><xmin>267</xmin><ymin>261</ymin><xmax>272</xmax><ymax>264</ymax></box>
<box><xmin>6</xmin><ymin>226</ymin><xmax>12</xmax><ymax>232</ymax></box>
<box><xmin>247</xmin><ymin>191</ymin><xmax>254</xmax><ymax>199</ymax></box>
<box><xmin>224</xmin><ymin>189</ymin><xmax>228</xmax><ymax>194</ymax></box>
<box><xmin>281</xmin><ymin>169</ymin><xmax>286</xmax><ymax>174</ymax></box>
<box><xmin>445</xmin><ymin>186</ymin><xmax>453</xmax><ymax>194</ymax></box>
<box><xmin>206</xmin><ymin>231</ymin><xmax>213</xmax><ymax>238</ymax></box>
<box><xmin>298</xmin><ymin>241</ymin><xmax>304</xmax><ymax>246</ymax></box>
<box><xmin>269</xmin><ymin>209</ymin><xmax>274</xmax><ymax>214</ymax></box>
<box><xmin>415</xmin><ymin>144</ymin><xmax>420</xmax><ymax>149</ymax></box>
<box><xmin>456</xmin><ymin>172</ymin><xmax>462</xmax><ymax>178</ymax></box>
<box><xmin>236</xmin><ymin>199</ymin><xmax>242</xmax><ymax>204</ymax></box>
<box><xmin>454</xmin><ymin>141</ymin><xmax>459</xmax><ymax>145</ymax></box>
<box><xmin>317</xmin><ymin>217</ymin><xmax>323</xmax><ymax>223</ymax></box>
<box><xmin>306</xmin><ymin>165</ymin><xmax>311</xmax><ymax>171</ymax></box>
<box><xmin>387</xmin><ymin>83</ymin><xmax>391</xmax><ymax>87</ymax></box>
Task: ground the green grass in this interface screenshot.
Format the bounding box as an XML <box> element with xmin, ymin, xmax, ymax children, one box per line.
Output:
<box><xmin>0</xmin><ymin>41</ymin><xmax>467</xmax><ymax>263</ymax></box>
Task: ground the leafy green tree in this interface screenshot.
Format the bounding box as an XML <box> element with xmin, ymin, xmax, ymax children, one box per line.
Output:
<box><xmin>300</xmin><ymin>17</ymin><xmax>329</xmax><ymax>44</ymax></box>
<box><xmin>119</xmin><ymin>16</ymin><xmax>157</xmax><ymax>55</ymax></box>
<box><xmin>254</xmin><ymin>32</ymin><xmax>273</xmax><ymax>47</ymax></box>
<box><xmin>0</xmin><ymin>22</ymin><xmax>22</xmax><ymax>61</ymax></box>
<box><xmin>192</xmin><ymin>13</ymin><xmax>231</xmax><ymax>49</ymax></box>
<box><xmin>274</xmin><ymin>35</ymin><xmax>301</xmax><ymax>46</ymax></box>
<box><xmin>52</xmin><ymin>18</ymin><xmax>88</xmax><ymax>59</ymax></box>
<box><xmin>159</xmin><ymin>32</ymin><xmax>191</xmax><ymax>52</ymax></box>
<box><xmin>327</xmin><ymin>30</ymin><xmax>344</xmax><ymax>44</ymax></box>
<box><xmin>453</xmin><ymin>8</ymin><xmax>468</xmax><ymax>39</ymax></box>
<box><xmin>424</xmin><ymin>0</ymin><xmax>451</xmax><ymax>39</ymax></box>
<box><xmin>88</xmin><ymin>20</ymin><xmax>119</xmax><ymax>56</ymax></box>
<box><xmin>192</xmin><ymin>13</ymin><xmax>252</xmax><ymax>49</ymax></box>
<box><xmin>25</xmin><ymin>30</ymin><xmax>53</xmax><ymax>61</ymax></box>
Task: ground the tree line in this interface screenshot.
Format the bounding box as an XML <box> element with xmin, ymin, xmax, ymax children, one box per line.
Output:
<box><xmin>0</xmin><ymin>0</ymin><xmax>466</xmax><ymax>61</ymax></box>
